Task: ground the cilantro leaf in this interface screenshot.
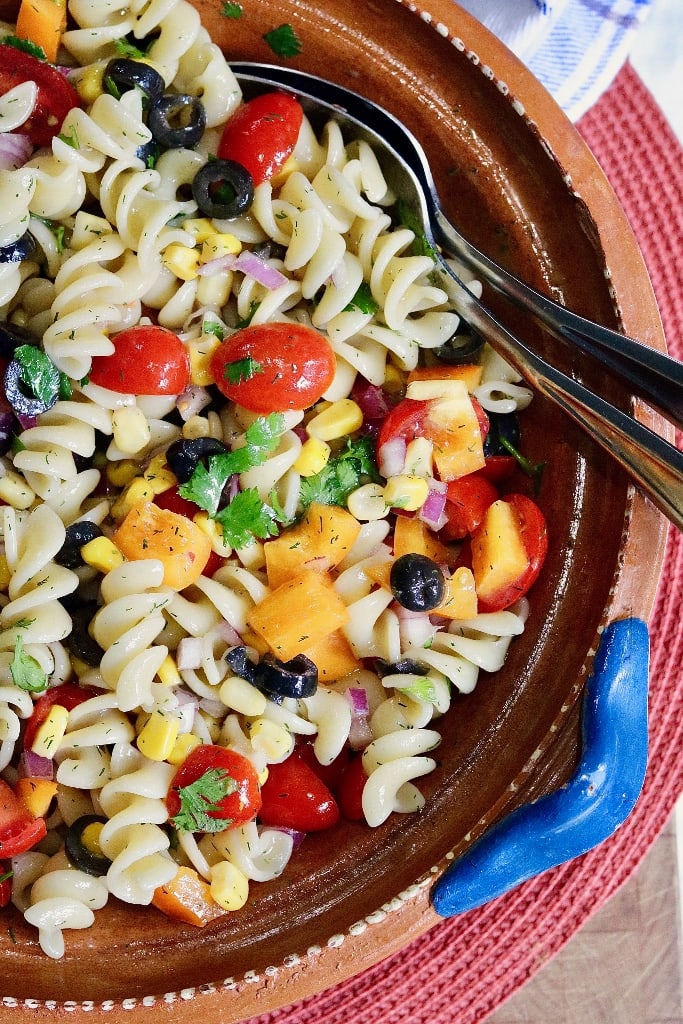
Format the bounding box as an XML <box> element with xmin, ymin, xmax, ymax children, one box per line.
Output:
<box><xmin>263</xmin><ymin>23</ymin><xmax>302</xmax><ymax>58</ymax></box>
<box><xmin>395</xmin><ymin>199</ymin><xmax>437</xmax><ymax>260</ymax></box>
<box><xmin>215</xmin><ymin>488</ymin><xmax>285</xmax><ymax>548</ymax></box>
<box><xmin>13</xmin><ymin>345</ymin><xmax>61</xmax><ymax>409</ymax></box>
<box><xmin>202</xmin><ymin>319</ymin><xmax>225</xmax><ymax>340</ymax></box>
<box><xmin>114</xmin><ymin>38</ymin><xmax>149</xmax><ymax>58</ymax></box>
<box><xmin>224</xmin><ymin>356</ymin><xmax>263</xmax><ymax>385</ymax></box>
<box><xmin>170</xmin><ymin>767</ymin><xmax>238</xmax><ymax>833</ymax></box>
<box><xmin>10</xmin><ymin>636</ymin><xmax>47</xmax><ymax>694</ymax></box>
<box><xmin>344</xmin><ymin>281</ymin><xmax>379</xmax><ymax>315</ymax></box>
<box><xmin>1</xmin><ymin>35</ymin><xmax>46</xmax><ymax>59</ymax></box>
<box><xmin>299</xmin><ymin>435</ymin><xmax>380</xmax><ymax>510</ymax></box>
<box><xmin>178</xmin><ymin>413</ymin><xmax>286</xmax><ymax>515</ymax></box>
<box><xmin>221</xmin><ymin>1</ymin><xmax>243</xmax><ymax>16</ymax></box>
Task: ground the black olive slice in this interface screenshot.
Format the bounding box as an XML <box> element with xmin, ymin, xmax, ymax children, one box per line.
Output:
<box><xmin>165</xmin><ymin>436</ymin><xmax>229</xmax><ymax>484</ymax></box>
<box><xmin>390</xmin><ymin>553</ymin><xmax>446</xmax><ymax>612</ymax></box>
<box><xmin>65</xmin><ymin>604</ymin><xmax>105</xmax><ymax>667</ymax></box>
<box><xmin>191</xmin><ymin>159</ymin><xmax>254</xmax><ymax>219</ymax></box>
<box><xmin>3</xmin><ymin>359</ymin><xmax>58</xmax><ymax>418</ymax></box>
<box><xmin>0</xmin><ymin>231</ymin><xmax>37</xmax><ymax>265</ymax></box>
<box><xmin>253</xmin><ymin>653</ymin><xmax>318</xmax><ymax>702</ymax></box>
<box><xmin>0</xmin><ymin>321</ymin><xmax>40</xmax><ymax>359</ymax></box>
<box><xmin>376</xmin><ymin>657</ymin><xmax>429</xmax><ymax>677</ymax></box>
<box><xmin>434</xmin><ymin>323</ymin><xmax>484</xmax><ymax>365</ymax></box>
<box><xmin>149</xmin><ymin>94</ymin><xmax>206</xmax><ymax>150</ymax></box>
<box><xmin>65</xmin><ymin>815</ymin><xmax>111</xmax><ymax>876</ymax></box>
<box><xmin>483</xmin><ymin>411</ymin><xmax>522</xmax><ymax>457</ymax></box>
<box><xmin>55</xmin><ymin>522</ymin><xmax>104</xmax><ymax>569</ymax></box>
<box><xmin>103</xmin><ymin>58</ymin><xmax>165</xmax><ymax>104</ymax></box>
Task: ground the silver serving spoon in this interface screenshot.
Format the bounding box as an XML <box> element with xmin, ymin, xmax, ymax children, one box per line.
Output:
<box><xmin>233</xmin><ymin>65</ymin><xmax>683</xmax><ymax>531</ymax></box>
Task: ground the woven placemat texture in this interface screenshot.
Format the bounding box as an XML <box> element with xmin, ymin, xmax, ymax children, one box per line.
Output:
<box><xmin>246</xmin><ymin>63</ymin><xmax>683</xmax><ymax>1024</ymax></box>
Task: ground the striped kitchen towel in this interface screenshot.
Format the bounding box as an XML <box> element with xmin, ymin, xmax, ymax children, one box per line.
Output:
<box><xmin>454</xmin><ymin>0</ymin><xmax>654</xmax><ymax>120</ymax></box>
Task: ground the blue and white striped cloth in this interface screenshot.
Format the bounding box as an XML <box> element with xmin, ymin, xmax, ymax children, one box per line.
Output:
<box><xmin>454</xmin><ymin>0</ymin><xmax>653</xmax><ymax>121</ymax></box>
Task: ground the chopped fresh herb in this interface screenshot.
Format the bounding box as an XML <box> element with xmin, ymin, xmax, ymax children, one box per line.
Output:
<box><xmin>221</xmin><ymin>1</ymin><xmax>243</xmax><ymax>17</ymax></box>
<box><xmin>499</xmin><ymin>436</ymin><xmax>546</xmax><ymax>493</ymax></box>
<box><xmin>1</xmin><ymin>34</ymin><xmax>46</xmax><ymax>59</ymax></box>
<box><xmin>13</xmin><ymin>345</ymin><xmax>61</xmax><ymax>408</ymax></box>
<box><xmin>202</xmin><ymin>319</ymin><xmax>225</xmax><ymax>340</ymax></box>
<box><xmin>10</xmin><ymin>636</ymin><xmax>48</xmax><ymax>694</ymax></box>
<box><xmin>215</xmin><ymin>487</ymin><xmax>285</xmax><ymax>548</ymax></box>
<box><xmin>299</xmin><ymin>435</ymin><xmax>380</xmax><ymax>510</ymax></box>
<box><xmin>59</xmin><ymin>373</ymin><xmax>73</xmax><ymax>400</ymax></box>
<box><xmin>235</xmin><ymin>300</ymin><xmax>260</xmax><ymax>329</ymax></box>
<box><xmin>179</xmin><ymin>413</ymin><xmax>286</xmax><ymax>515</ymax></box>
<box><xmin>114</xmin><ymin>38</ymin><xmax>149</xmax><ymax>58</ymax></box>
<box><xmin>395</xmin><ymin>199</ymin><xmax>437</xmax><ymax>260</ymax></box>
<box><xmin>170</xmin><ymin>768</ymin><xmax>237</xmax><ymax>833</ymax></box>
<box><xmin>57</xmin><ymin>126</ymin><xmax>79</xmax><ymax>150</ymax></box>
<box><xmin>0</xmin><ymin>870</ymin><xmax>13</xmax><ymax>884</ymax></box>
<box><xmin>344</xmin><ymin>281</ymin><xmax>379</xmax><ymax>315</ymax></box>
<box><xmin>263</xmin><ymin>23</ymin><xmax>302</xmax><ymax>58</ymax></box>
<box><xmin>394</xmin><ymin>675</ymin><xmax>439</xmax><ymax>703</ymax></box>
<box><xmin>103</xmin><ymin>76</ymin><xmax>121</xmax><ymax>100</ymax></box>
<box><xmin>224</xmin><ymin>356</ymin><xmax>263</xmax><ymax>385</ymax></box>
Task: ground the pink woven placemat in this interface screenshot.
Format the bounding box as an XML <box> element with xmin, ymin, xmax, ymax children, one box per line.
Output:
<box><xmin>244</xmin><ymin>64</ymin><xmax>683</xmax><ymax>1024</ymax></box>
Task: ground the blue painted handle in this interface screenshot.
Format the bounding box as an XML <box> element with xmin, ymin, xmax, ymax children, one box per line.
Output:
<box><xmin>432</xmin><ymin>617</ymin><xmax>649</xmax><ymax>915</ymax></box>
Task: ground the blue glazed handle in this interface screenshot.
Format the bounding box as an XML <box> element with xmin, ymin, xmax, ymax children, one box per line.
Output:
<box><xmin>432</xmin><ymin>616</ymin><xmax>649</xmax><ymax>915</ymax></box>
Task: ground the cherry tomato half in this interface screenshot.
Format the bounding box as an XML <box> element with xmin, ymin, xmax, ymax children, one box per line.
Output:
<box><xmin>0</xmin><ymin>780</ymin><xmax>47</xmax><ymax>858</ymax></box>
<box><xmin>211</xmin><ymin>322</ymin><xmax>336</xmax><ymax>412</ymax></box>
<box><xmin>0</xmin><ymin>860</ymin><xmax>12</xmax><ymax>907</ymax></box>
<box><xmin>472</xmin><ymin>493</ymin><xmax>548</xmax><ymax>612</ymax></box>
<box><xmin>166</xmin><ymin>745</ymin><xmax>261</xmax><ymax>831</ymax></box>
<box><xmin>217</xmin><ymin>92</ymin><xmax>303</xmax><ymax>186</ymax></box>
<box><xmin>441</xmin><ymin>472</ymin><xmax>500</xmax><ymax>541</ymax></box>
<box><xmin>23</xmin><ymin>682</ymin><xmax>103</xmax><ymax>753</ymax></box>
<box><xmin>89</xmin><ymin>325</ymin><xmax>190</xmax><ymax>395</ymax></box>
<box><xmin>0</xmin><ymin>46</ymin><xmax>82</xmax><ymax>149</ymax></box>
<box><xmin>259</xmin><ymin>752</ymin><xmax>340</xmax><ymax>833</ymax></box>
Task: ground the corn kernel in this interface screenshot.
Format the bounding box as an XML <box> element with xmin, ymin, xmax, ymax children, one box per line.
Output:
<box><xmin>73</xmin><ymin>65</ymin><xmax>104</xmax><ymax>104</ymax></box>
<box><xmin>31</xmin><ymin>705</ymin><xmax>69</xmax><ymax>758</ymax></box>
<box><xmin>209</xmin><ymin>861</ymin><xmax>249</xmax><ymax>911</ymax></box>
<box><xmin>270</xmin><ymin>154</ymin><xmax>299</xmax><ymax>187</ymax></box>
<box><xmin>188</xmin><ymin>334</ymin><xmax>222</xmax><ymax>387</ymax></box>
<box><xmin>293</xmin><ymin>437</ymin><xmax>331</xmax><ymax>477</ymax></box>
<box><xmin>162</xmin><ymin>243</ymin><xmax>200</xmax><ymax>281</ymax></box>
<box><xmin>106</xmin><ymin>459</ymin><xmax>139</xmax><ymax>489</ymax></box>
<box><xmin>113</xmin><ymin>477</ymin><xmax>157</xmax><ymax>520</ymax></box>
<box><xmin>143</xmin><ymin>454</ymin><xmax>177</xmax><ymax>494</ymax></box>
<box><xmin>0</xmin><ymin>554</ymin><xmax>10</xmax><ymax>590</ymax></box>
<box><xmin>193</xmin><ymin>511</ymin><xmax>232</xmax><ymax>558</ymax></box>
<box><xmin>200</xmin><ymin>233</ymin><xmax>242</xmax><ymax>262</ymax></box>
<box><xmin>306</xmin><ymin>399</ymin><xmax>363</xmax><ymax>442</ymax></box>
<box><xmin>157</xmin><ymin>655</ymin><xmax>182</xmax><ymax>688</ymax></box>
<box><xmin>167</xmin><ymin>732</ymin><xmax>202</xmax><ymax>766</ymax></box>
<box><xmin>80</xmin><ymin>820</ymin><xmax>105</xmax><ymax>856</ymax></box>
<box><xmin>383</xmin><ymin>474</ymin><xmax>430</xmax><ymax>511</ymax></box>
<box><xmin>112</xmin><ymin>406</ymin><xmax>151</xmax><ymax>455</ymax></box>
<box><xmin>219</xmin><ymin>676</ymin><xmax>267</xmax><ymax>717</ymax></box>
<box><xmin>70</xmin><ymin>213</ymin><xmax>113</xmax><ymax>251</ymax></box>
<box><xmin>80</xmin><ymin>536</ymin><xmax>125</xmax><ymax>573</ymax></box>
<box><xmin>182</xmin><ymin>218</ymin><xmax>218</xmax><ymax>243</ymax></box>
<box><xmin>247</xmin><ymin>718</ymin><xmax>294</xmax><ymax>761</ymax></box>
<box><xmin>0</xmin><ymin>470</ymin><xmax>35</xmax><ymax>510</ymax></box>
<box><xmin>137</xmin><ymin>710</ymin><xmax>180</xmax><ymax>762</ymax></box>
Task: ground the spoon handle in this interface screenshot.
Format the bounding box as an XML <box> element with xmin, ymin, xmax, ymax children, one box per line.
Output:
<box><xmin>438</xmin><ymin>260</ymin><xmax>683</xmax><ymax>530</ymax></box>
<box><xmin>433</xmin><ymin>209</ymin><xmax>683</xmax><ymax>430</ymax></box>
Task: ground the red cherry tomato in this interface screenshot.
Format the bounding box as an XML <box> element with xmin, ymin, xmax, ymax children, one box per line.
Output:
<box><xmin>376</xmin><ymin>395</ymin><xmax>489</xmax><ymax>477</ymax></box>
<box><xmin>474</xmin><ymin>493</ymin><xmax>548</xmax><ymax>612</ymax></box>
<box><xmin>211</xmin><ymin>323</ymin><xmax>336</xmax><ymax>412</ymax></box>
<box><xmin>217</xmin><ymin>92</ymin><xmax>304</xmax><ymax>186</ymax></box>
<box><xmin>167</xmin><ymin>745</ymin><xmax>261</xmax><ymax>830</ymax></box>
<box><xmin>296</xmin><ymin>738</ymin><xmax>351</xmax><ymax>791</ymax></box>
<box><xmin>335</xmin><ymin>755</ymin><xmax>367</xmax><ymax>822</ymax></box>
<box><xmin>89</xmin><ymin>325</ymin><xmax>190</xmax><ymax>395</ymax></box>
<box><xmin>479</xmin><ymin>455</ymin><xmax>517</xmax><ymax>483</ymax></box>
<box><xmin>23</xmin><ymin>683</ymin><xmax>103</xmax><ymax>753</ymax></box>
<box><xmin>441</xmin><ymin>472</ymin><xmax>500</xmax><ymax>540</ymax></box>
<box><xmin>259</xmin><ymin>752</ymin><xmax>340</xmax><ymax>833</ymax></box>
<box><xmin>0</xmin><ymin>860</ymin><xmax>12</xmax><ymax>907</ymax></box>
<box><xmin>0</xmin><ymin>780</ymin><xmax>47</xmax><ymax>858</ymax></box>
<box><xmin>0</xmin><ymin>46</ymin><xmax>82</xmax><ymax>148</ymax></box>
<box><xmin>154</xmin><ymin>487</ymin><xmax>223</xmax><ymax>576</ymax></box>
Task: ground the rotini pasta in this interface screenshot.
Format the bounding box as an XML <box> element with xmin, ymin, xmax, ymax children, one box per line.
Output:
<box><xmin>0</xmin><ymin>0</ymin><xmax>549</xmax><ymax>957</ymax></box>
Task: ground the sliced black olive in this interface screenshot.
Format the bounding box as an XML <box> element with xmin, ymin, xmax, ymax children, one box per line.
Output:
<box><xmin>65</xmin><ymin>815</ymin><xmax>111</xmax><ymax>876</ymax></box>
<box><xmin>0</xmin><ymin>321</ymin><xmax>39</xmax><ymax>359</ymax></box>
<box><xmin>483</xmin><ymin>411</ymin><xmax>521</xmax><ymax>457</ymax></box>
<box><xmin>165</xmin><ymin>436</ymin><xmax>229</xmax><ymax>484</ymax></box>
<box><xmin>224</xmin><ymin>645</ymin><xmax>258</xmax><ymax>683</ymax></box>
<box><xmin>55</xmin><ymin>522</ymin><xmax>103</xmax><ymax>569</ymax></box>
<box><xmin>376</xmin><ymin>657</ymin><xmax>429</xmax><ymax>677</ymax></box>
<box><xmin>390</xmin><ymin>553</ymin><xmax>446</xmax><ymax>612</ymax></box>
<box><xmin>65</xmin><ymin>604</ymin><xmax>105</xmax><ymax>667</ymax></box>
<box><xmin>434</xmin><ymin>323</ymin><xmax>484</xmax><ymax>365</ymax></box>
<box><xmin>253</xmin><ymin>653</ymin><xmax>318</xmax><ymax>703</ymax></box>
<box><xmin>192</xmin><ymin>159</ymin><xmax>254</xmax><ymax>220</ymax></box>
<box><xmin>3</xmin><ymin>358</ymin><xmax>58</xmax><ymax>418</ymax></box>
<box><xmin>103</xmin><ymin>58</ymin><xmax>165</xmax><ymax>104</ymax></box>
<box><xmin>149</xmin><ymin>94</ymin><xmax>206</xmax><ymax>150</ymax></box>
<box><xmin>135</xmin><ymin>137</ymin><xmax>159</xmax><ymax>168</ymax></box>
<box><xmin>0</xmin><ymin>231</ymin><xmax>37</xmax><ymax>265</ymax></box>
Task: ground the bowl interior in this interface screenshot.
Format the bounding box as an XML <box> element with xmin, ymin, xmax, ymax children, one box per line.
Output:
<box><xmin>0</xmin><ymin>0</ymin><xmax>665</xmax><ymax>1007</ymax></box>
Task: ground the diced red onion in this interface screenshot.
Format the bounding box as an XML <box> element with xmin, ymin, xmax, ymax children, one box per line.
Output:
<box><xmin>378</xmin><ymin>437</ymin><xmax>406</xmax><ymax>478</ymax></box>
<box><xmin>234</xmin><ymin>250</ymin><xmax>288</xmax><ymax>290</ymax></box>
<box><xmin>352</xmin><ymin>382</ymin><xmax>391</xmax><ymax>422</ymax></box>
<box><xmin>174</xmin><ymin>695</ymin><xmax>198</xmax><ymax>735</ymax></box>
<box><xmin>19</xmin><ymin>750</ymin><xmax>54</xmax><ymax>779</ymax></box>
<box><xmin>176</xmin><ymin>385</ymin><xmax>212</xmax><ymax>421</ymax></box>
<box><xmin>346</xmin><ymin>687</ymin><xmax>370</xmax><ymax>718</ymax></box>
<box><xmin>345</xmin><ymin>687</ymin><xmax>372</xmax><ymax>750</ymax></box>
<box><xmin>176</xmin><ymin>637</ymin><xmax>204</xmax><ymax>671</ymax></box>
<box><xmin>348</xmin><ymin>715</ymin><xmax>373</xmax><ymax>751</ymax></box>
<box><xmin>266</xmin><ymin>825</ymin><xmax>306</xmax><ymax>849</ymax></box>
<box><xmin>418</xmin><ymin>484</ymin><xmax>448</xmax><ymax>530</ymax></box>
<box><xmin>16</xmin><ymin>412</ymin><xmax>38</xmax><ymax>431</ymax></box>
<box><xmin>196</xmin><ymin>253</ymin><xmax>238</xmax><ymax>277</ymax></box>
<box><xmin>0</xmin><ymin>133</ymin><xmax>33</xmax><ymax>170</ymax></box>
<box><xmin>199</xmin><ymin>697</ymin><xmax>227</xmax><ymax>718</ymax></box>
<box><xmin>215</xmin><ymin>619</ymin><xmax>242</xmax><ymax>647</ymax></box>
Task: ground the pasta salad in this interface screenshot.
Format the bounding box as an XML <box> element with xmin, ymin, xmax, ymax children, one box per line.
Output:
<box><xmin>0</xmin><ymin>0</ymin><xmax>548</xmax><ymax>958</ymax></box>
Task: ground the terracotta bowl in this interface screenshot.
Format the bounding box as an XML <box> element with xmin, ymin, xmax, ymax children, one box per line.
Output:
<box><xmin>0</xmin><ymin>0</ymin><xmax>669</xmax><ymax>1020</ymax></box>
